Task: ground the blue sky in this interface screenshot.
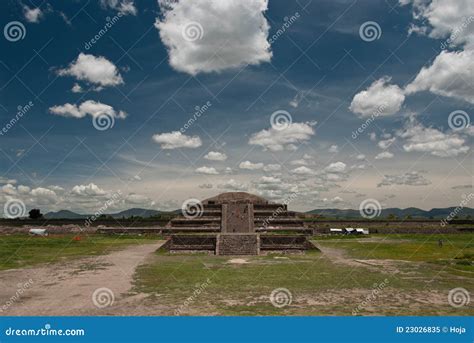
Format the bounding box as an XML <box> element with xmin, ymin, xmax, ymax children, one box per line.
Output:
<box><xmin>0</xmin><ymin>0</ymin><xmax>472</xmax><ymax>214</ymax></box>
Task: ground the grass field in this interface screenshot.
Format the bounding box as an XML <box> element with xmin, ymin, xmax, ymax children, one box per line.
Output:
<box><xmin>133</xmin><ymin>234</ymin><xmax>474</xmax><ymax>316</ymax></box>
<box><xmin>0</xmin><ymin>233</ymin><xmax>472</xmax><ymax>316</ymax></box>
<box><xmin>318</xmin><ymin>233</ymin><xmax>473</xmax><ymax>255</ymax></box>
<box><xmin>0</xmin><ymin>234</ymin><xmax>159</xmax><ymax>270</ymax></box>
<box><xmin>318</xmin><ymin>234</ymin><xmax>473</xmax><ymax>274</ymax></box>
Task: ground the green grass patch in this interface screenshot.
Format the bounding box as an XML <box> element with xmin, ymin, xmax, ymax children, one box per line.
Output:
<box><xmin>0</xmin><ymin>234</ymin><xmax>161</xmax><ymax>270</ymax></box>
<box><xmin>133</xmin><ymin>252</ymin><xmax>423</xmax><ymax>315</ymax></box>
<box><xmin>317</xmin><ymin>234</ymin><xmax>474</xmax><ymax>262</ymax></box>
<box><xmin>315</xmin><ymin>234</ymin><xmax>373</xmax><ymax>240</ymax></box>
<box><xmin>132</xmin><ymin>234</ymin><xmax>474</xmax><ymax>315</ymax></box>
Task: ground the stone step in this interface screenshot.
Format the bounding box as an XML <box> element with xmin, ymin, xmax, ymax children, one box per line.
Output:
<box><xmin>169</xmin><ymin>235</ymin><xmax>217</xmax><ymax>251</ymax></box>
<box><xmin>162</xmin><ymin>226</ymin><xmax>221</xmax><ymax>233</ymax></box>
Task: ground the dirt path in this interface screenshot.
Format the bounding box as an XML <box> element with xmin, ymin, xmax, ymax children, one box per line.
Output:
<box><xmin>0</xmin><ymin>241</ymin><xmax>165</xmax><ymax>315</ymax></box>
<box><xmin>314</xmin><ymin>242</ymin><xmax>406</xmax><ymax>274</ymax></box>
<box><xmin>314</xmin><ymin>243</ymin><xmax>368</xmax><ymax>268</ymax></box>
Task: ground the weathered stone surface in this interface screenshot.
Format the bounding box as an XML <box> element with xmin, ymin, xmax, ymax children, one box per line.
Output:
<box><xmin>223</xmin><ymin>203</ymin><xmax>254</xmax><ymax>233</ymax></box>
<box><xmin>203</xmin><ymin>192</ymin><xmax>268</xmax><ymax>205</ymax></box>
<box><xmin>216</xmin><ymin>233</ymin><xmax>259</xmax><ymax>255</ymax></box>
<box><xmin>169</xmin><ymin>235</ymin><xmax>217</xmax><ymax>251</ymax></box>
<box><xmin>166</xmin><ymin>192</ymin><xmax>310</xmax><ymax>255</ymax></box>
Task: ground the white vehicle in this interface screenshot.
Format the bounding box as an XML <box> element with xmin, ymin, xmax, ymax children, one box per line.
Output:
<box><xmin>28</xmin><ymin>228</ymin><xmax>48</xmax><ymax>236</ymax></box>
<box><xmin>344</xmin><ymin>227</ymin><xmax>355</xmax><ymax>234</ymax></box>
<box><xmin>342</xmin><ymin>227</ymin><xmax>369</xmax><ymax>235</ymax></box>
<box><xmin>355</xmin><ymin>228</ymin><xmax>369</xmax><ymax>235</ymax></box>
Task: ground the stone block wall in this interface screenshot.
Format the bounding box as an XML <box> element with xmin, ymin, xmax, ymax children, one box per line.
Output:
<box><xmin>216</xmin><ymin>233</ymin><xmax>259</xmax><ymax>255</ymax></box>
<box><xmin>170</xmin><ymin>235</ymin><xmax>216</xmax><ymax>250</ymax></box>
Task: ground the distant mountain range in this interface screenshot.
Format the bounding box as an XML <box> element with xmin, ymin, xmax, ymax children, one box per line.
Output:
<box><xmin>43</xmin><ymin>207</ymin><xmax>474</xmax><ymax>219</ymax></box>
<box><xmin>44</xmin><ymin>208</ymin><xmax>162</xmax><ymax>219</ymax></box>
<box><xmin>306</xmin><ymin>207</ymin><xmax>474</xmax><ymax>219</ymax></box>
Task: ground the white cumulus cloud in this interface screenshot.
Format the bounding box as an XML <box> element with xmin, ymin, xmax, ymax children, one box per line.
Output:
<box><xmin>71</xmin><ymin>183</ymin><xmax>107</xmax><ymax>196</ymax></box>
<box><xmin>263</xmin><ymin>164</ymin><xmax>281</xmax><ymax>172</ymax></box>
<box><xmin>71</xmin><ymin>83</ymin><xmax>84</xmax><ymax>93</ymax></box>
<box><xmin>217</xmin><ymin>179</ymin><xmax>248</xmax><ymax>191</ymax></box>
<box><xmin>195</xmin><ymin>166</ymin><xmax>219</xmax><ymax>175</ymax></box>
<box><xmin>377</xmin><ymin>171</ymin><xmax>431</xmax><ymax>187</ymax></box>
<box><xmin>30</xmin><ymin>187</ymin><xmax>58</xmax><ymax>204</ymax></box>
<box><xmin>17</xmin><ymin>185</ymin><xmax>31</xmax><ymax>194</ymax></box>
<box><xmin>349</xmin><ymin>77</ymin><xmax>405</xmax><ymax>117</ymax></box>
<box><xmin>405</xmin><ymin>50</ymin><xmax>474</xmax><ymax>104</ymax></box>
<box><xmin>100</xmin><ymin>0</ymin><xmax>137</xmax><ymax>15</ymax></box>
<box><xmin>155</xmin><ymin>0</ymin><xmax>272</xmax><ymax>75</ymax></box>
<box><xmin>325</xmin><ymin>162</ymin><xmax>347</xmax><ymax>173</ymax></box>
<box><xmin>375</xmin><ymin>151</ymin><xmax>394</xmax><ymax>160</ymax></box>
<box><xmin>400</xmin><ymin>0</ymin><xmax>474</xmax><ymax>49</ymax></box>
<box><xmin>2</xmin><ymin>184</ymin><xmax>17</xmax><ymax>195</ymax></box>
<box><xmin>49</xmin><ymin>100</ymin><xmax>127</xmax><ymax>120</ymax></box>
<box><xmin>58</xmin><ymin>53</ymin><xmax>123</xmax><ymax>89</ymax></box>
<box><xmin>23</xmin><ymin>6</ymin><xmax>44</xmax><ymax>23</ymax></box>
<box><xmin>397</xmin><ymin>118</ymin><xmax>470</xmax><ymax>157</ymax></box>
<box><xmin>152</xmin><ymin>131</ymin><xmax>202</xmax><ymax>149</ymax></box>
<box><xmin>125</xmin><ymin>193</ymin><xmax>153</xmax><ymax>206</ymax></box>
<box><xmin>249</xmin><ymin>122</ymin><xmax>315</xmax><ymax>151</ymax></box>
<box><xmin>204</xmin><ymin>151</ymin><xmax>227</xmax><ymax>161</ymax></box>
<box><xmin>239</xmin><ymin>161</ymin><xmax>264</xmax><ymax>170</ymax></box>
<box><xmin>291</xmin><ymin>166</ymin><xmax>315</xmax><ymax>175</ymax></box>
<box><xmin>401</xmin><ymin>0</ymin><xmax>474</xmax><ymax>104</ymax></box>
<box><xmin>378</xmin><ymin>137</ymin><xmax>396</xmax><ymax>150</ymax></box>
<box><xmin>0</xmin><ymin>177</ymin><xmax>17</xmax><ymax>185</ymax></box>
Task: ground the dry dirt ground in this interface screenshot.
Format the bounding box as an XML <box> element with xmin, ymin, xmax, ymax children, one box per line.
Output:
<box><xmin>0</xmin><ymin>241</ymin><xmax>165</xmax><ymax>315</ymax></box>
<box><xmin>314</xmin><ymin>242</ymin><xmax>412</xmax><ymax>274</ymax></box>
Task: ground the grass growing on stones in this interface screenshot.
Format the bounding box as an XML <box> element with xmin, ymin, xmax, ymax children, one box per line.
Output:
<box><xmin>0</xmin><ymin>234</ymin><xmax>160</xmax><ymax>270</ymax></box>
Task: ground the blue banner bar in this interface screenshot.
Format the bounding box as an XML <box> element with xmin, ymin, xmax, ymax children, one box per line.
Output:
<box><xmin>0</xmin><ymin>317</ymin><xmax>472</xmax><ymax>343</ymax></box>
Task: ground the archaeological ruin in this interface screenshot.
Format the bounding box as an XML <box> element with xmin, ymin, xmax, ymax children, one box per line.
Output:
<box><xmin>163</xmin><ymin>192</ymin><xmax>317</xmax><ymax>255</ymax></box>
